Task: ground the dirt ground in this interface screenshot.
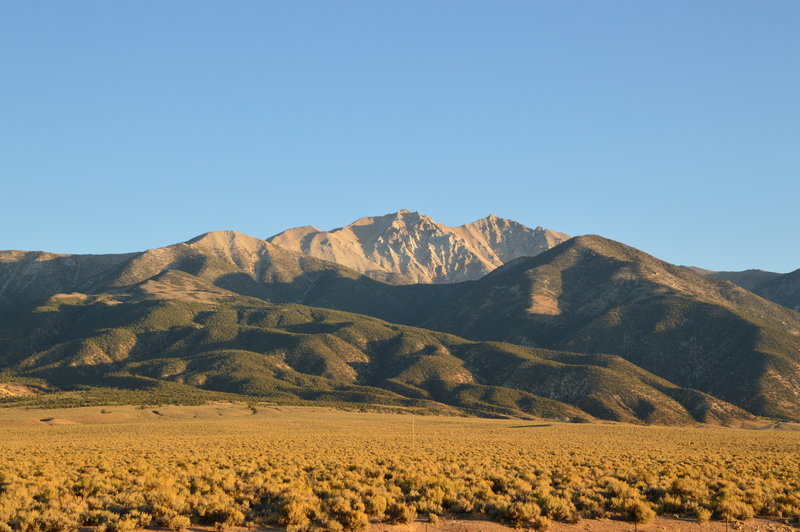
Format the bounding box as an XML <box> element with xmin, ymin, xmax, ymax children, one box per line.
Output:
<box><xmin>365</xmin><ymin>516</ymin><xmax>798</xmax><ymax>532</ymax></box>
<box><xmin>103</xmin><ymin>516</ymin><xmax>797</xmax><ymax>532</ymax></box>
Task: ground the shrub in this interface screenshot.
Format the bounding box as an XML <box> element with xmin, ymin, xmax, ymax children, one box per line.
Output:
<box><xmin>339</xmin><ymin>509</ymin><xmax>370</xmax><ymax>530</ymax></box>
<box><xmin>531</xmin><ymin>515</ymin><xmax>551</xmax><ymax>531</ymax></box>
<box><xmin>386</xmin><ymin>502</ymin><xmax>417</xmax><ymax>524</ymax></box>
<box><xmin>613</xmin><ymin>497</ymin><xmax>655</xmax><ymax>523</ymax></box>
<box><xmin>540</xmin><ymin>495</ymin><xmax>575</xmax><ymax>521</ymax></box>
<box><xmin>695</xmin><ymin>507</ymin><xmax>711</xmax><ymax>523</ymax></box>
<box><xmin>629</xmin><ymin>500</ymin><xmax>656</xmax><ymax>523</ymax></box>
<box><xmin>280</xmin><ymin>498</ymin><xmax>314</xmax><ymax>528</ymax></box>
<box><xmin>321</xmin><ymin>518</ymin><xmax>344</xmax><ymax>531</ymax></box>
<box><xmin>574</xmin><ymin>494</ymin><xmax>605</xmax><ymax>518</ymax></box>
<box><xmin>670</xmin><ymin>477</ymin><xmax>706</xmax><ymax>499</ymax></box>
<box><xmin>716</xmin><ymin>498</ymin><xmax>755</xmax><ymax>521</ymax></box>
<box><xmin>167</xmin><ymin>514</ymin><xmax>191</xmax><ymax>531</ymax></box>
<box><xmin>364</xmin><ymin>494</ymin><xmax>388</xmax><ymax>517</ymax></box>
<box><xmin>505</xmin><ymin>501</ymin><xmax>541</xmax><ymax>526</ymax></box>
<box><xmin>659</xmin><ymin>493</ymin><xmax>684</xmax><ymax>514</ymax></box>
<box><xmin>107</xmin><ymin>518</ymin><xmax>139</xmax><ymax>532</ymax></box>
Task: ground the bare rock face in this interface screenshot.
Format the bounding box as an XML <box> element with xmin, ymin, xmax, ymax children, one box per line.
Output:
<box><xmin>268</xmin><ymin>210</ymin><xmax>570</xmax><ymax>284</ymax></box>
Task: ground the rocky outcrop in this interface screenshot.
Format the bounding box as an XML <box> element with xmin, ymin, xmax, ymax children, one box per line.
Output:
<box><xmin>268</xmin><ymin>210</ymin><xmax>569</xmax><ymax>284</ymax></box>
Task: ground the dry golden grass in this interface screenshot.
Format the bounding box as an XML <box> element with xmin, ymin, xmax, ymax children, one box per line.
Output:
<box><xmin>0</xmin><ymin>405</ymin><xmax>798</xmax><ymax>531</ymax></box>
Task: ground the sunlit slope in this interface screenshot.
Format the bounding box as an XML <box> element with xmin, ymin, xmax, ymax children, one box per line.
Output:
<box><xmin>0</xmin><ymin>272</ymin><xmax>749</xmax><ymax>424</ymax></box>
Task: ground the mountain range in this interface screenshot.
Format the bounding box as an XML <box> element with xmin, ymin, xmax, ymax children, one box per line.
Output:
<box><xmin>1</xmin><ymin>210</ymin><xmax>798</xmax><ymax>425</ymax></box>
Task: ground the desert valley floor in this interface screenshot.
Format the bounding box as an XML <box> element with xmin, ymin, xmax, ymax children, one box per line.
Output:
<box><xmin>0</xmin><ymin>405</ymin><xmax>798</xmax><ymax>531</ymax></box>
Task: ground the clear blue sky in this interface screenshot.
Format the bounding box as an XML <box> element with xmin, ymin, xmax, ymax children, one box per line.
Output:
<box><xmin>1</xmin><ymin>2</ymin><xmax>798</xmax><ymax>272</ymax></box>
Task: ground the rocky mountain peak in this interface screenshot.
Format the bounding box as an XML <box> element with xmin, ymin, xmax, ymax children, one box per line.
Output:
<box><xmin>268</xmin><ymin>210</ymin><xmax>570</xmax><ymax>284</ymax></box>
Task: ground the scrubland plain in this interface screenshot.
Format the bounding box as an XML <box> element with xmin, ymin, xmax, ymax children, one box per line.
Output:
<box><xmin>0</xmin><ymin>405</ymin><xmax>798</xmax><ymax>532</ymax></box>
